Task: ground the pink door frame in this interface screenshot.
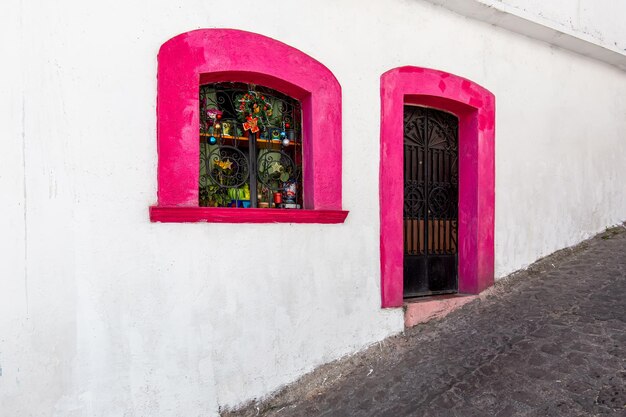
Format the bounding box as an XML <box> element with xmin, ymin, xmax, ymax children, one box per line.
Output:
<box><xmin>380</xmin><ymin>66</ymin><xmax>495</xmax><ymax>308</ymax></box>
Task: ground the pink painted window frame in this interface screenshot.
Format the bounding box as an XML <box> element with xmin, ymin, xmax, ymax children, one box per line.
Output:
<box><xmin>150</xmin><ymin>29</ymin><xmax>348</xmax><ymax>223</ymax></box>
<box><xmin>380</xmin><ymin>66</ymin><xmax>495</xmax><ymax>308</ymax></box>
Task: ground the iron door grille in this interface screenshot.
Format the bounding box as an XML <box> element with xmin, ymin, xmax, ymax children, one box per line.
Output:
<box><xmin>403</xmin><ymin>105</ymin><xmax>459</xmax><ymax>297</ymax></box>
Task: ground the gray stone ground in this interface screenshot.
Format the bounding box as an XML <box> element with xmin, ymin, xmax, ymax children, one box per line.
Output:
<box><xmin>226</xmin><ymin>225</ymin><xmax>626</xmax><ymax>417</ymax></box>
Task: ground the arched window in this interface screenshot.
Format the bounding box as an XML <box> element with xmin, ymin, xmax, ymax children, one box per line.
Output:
<box><xmin>199</xmin><ymin>82</ymin><xmax>303</xmax><ymax>209</ymax></box>
<box><xmin>150</xmin><ymin>29</ymin><xmax>348</xmax><ymax>224</ymax></box>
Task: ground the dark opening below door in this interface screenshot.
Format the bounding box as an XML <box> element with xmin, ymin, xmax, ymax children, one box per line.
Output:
<box><xmin>403</xmin><ymin>105</ymin><xmax>459</xmax><ymax>298</ymax></box>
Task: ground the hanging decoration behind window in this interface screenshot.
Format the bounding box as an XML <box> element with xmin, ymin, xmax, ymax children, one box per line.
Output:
<box><xmin>199</xmin><ymin>82</ymin><xmax>303</xmax><ymax>209</ymax></box>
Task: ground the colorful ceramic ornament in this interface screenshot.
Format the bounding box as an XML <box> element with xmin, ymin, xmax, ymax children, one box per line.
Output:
<box><xmin>206</xmin><ymin>108</ymin><xmax>222</xmax><ymax>119</ymax></box>
<box><xmin>268</xmin><ymin>161</ymin><xmax>282</xmax><ymax>174</ymax></box>
<box><xmin>216</xmin><ymin>159</ymin><xmax>233</xmax><ymax>170</ymax></box>
<box><xmin>243</xmin><ymin>117</ymin><xmax>260</xmax><ymax>133</ymax></box>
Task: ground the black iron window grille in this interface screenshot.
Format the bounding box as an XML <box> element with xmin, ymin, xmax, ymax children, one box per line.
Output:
<box><xmin>199</xmin><ymin>82</ymin><xmax>303</xmax><ymax>209</ymax></box>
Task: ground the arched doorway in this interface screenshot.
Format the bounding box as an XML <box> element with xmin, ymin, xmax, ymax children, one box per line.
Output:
<box><xmin>380</xmin><ymin>66</ymin><xmax>496</xmax><ymax>308</ymax></box>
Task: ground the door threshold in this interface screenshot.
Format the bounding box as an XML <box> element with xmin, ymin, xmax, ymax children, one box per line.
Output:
<box><xmin>403</xmin><ymin>293</ymin><xmax>477</xmax><ymax>328</ymax></box>
<box><xmin>404</xmin><ymin>291</ymin><xmax>459</xmax><ymax>301</ymax></box>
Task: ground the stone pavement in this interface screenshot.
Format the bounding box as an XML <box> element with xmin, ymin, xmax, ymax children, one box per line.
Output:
<box><xmin>227</xmin><ymin>226</ymin><xmax>626</xmax><ymax>417</ymax></box>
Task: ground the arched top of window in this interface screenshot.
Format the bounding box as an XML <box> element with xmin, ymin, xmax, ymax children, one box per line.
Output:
<box><xmin>151</xmin><ymin>29</ymin><xmax>347</xmax><ymax>223</ymax></box>
<box><xmin>199</xmin><ymin>82</ymin><xmax>304</xmax><ymax>210</ymax></box>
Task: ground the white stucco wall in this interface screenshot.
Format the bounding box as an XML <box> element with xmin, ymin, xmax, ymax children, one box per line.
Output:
<box><xmin>485</xmin><ymin>0</ymin><xmax>626</xmax><ymax>52</ymax></box>
<box><xmin>426</xmin><ymin>0</ymin><xmax>626</xmax><ymax>69</ymax></box>
<box><xmin>1</xmin><ymin>0</ymin><xmax>625</xmax><ymax>416</ymax></box>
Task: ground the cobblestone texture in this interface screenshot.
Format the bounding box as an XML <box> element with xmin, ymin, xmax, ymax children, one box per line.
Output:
<box><xmin>227</xmin><ymin>226</ymin><xmax>626</xmax><ymax>417</ymax></box>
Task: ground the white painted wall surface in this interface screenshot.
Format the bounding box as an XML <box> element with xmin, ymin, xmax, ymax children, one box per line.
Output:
<box><xmin>485</xmin><ymin>0</ymin><xmax>626</xmax><ymax>52</ymax></box>
<box><xmin>0</xmin><ymin>0</ymin><xmax>625</xmax><ymax>415</ymax></box>
<box><xmin>424</xmin><ymin>0</ymin><xmax>626</xmax><ymax>69</ymax></box>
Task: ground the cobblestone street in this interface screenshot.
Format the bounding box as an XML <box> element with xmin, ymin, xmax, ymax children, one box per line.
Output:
<box><xmin>229</xmin><ymin>227</ymin><xmax>626</xmax><ymax>417</ymax></box>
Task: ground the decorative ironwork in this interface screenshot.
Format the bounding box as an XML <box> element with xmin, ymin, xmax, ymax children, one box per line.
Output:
<box><xmin>205</xmin><ymin>146</ymin><xmax>249</xmax><ymax>188</ymax></box>
<box><xmin>403</xmin><ymin>105</ymin><xmax>459</xmax><ymax>297</ymax></box>
<box><xmin>199</xmin><ymin>82</ymin><xmax>303</xmax><ymax>208</ymax></box>
<box><xmin>257</xmin><ymin>150</ymin><xmax>300</xmax><ymax>192</ymax></box>
<box><xmin>403</xmin><ymin>181</ymin><xmax>425</xmax><ymax>218</ymax></box>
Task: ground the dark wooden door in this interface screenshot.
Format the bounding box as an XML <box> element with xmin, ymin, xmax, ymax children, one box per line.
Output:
<box><xmin>403</xmin><ymin>105</ymin><xmax>459</xmax><ymax>298</ymax></box>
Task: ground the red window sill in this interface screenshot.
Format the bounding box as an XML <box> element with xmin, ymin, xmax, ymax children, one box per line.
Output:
<box><xmin>149</xmin><ymin>206</ymin><xmax>349</xmax><ymax>224</ymax></box>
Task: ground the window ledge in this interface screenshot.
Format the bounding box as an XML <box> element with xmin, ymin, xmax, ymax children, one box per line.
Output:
<box><xmin>150</xmin><ymin>206</ymin><xmax>349</xmax><ymax>224</ymax></box>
